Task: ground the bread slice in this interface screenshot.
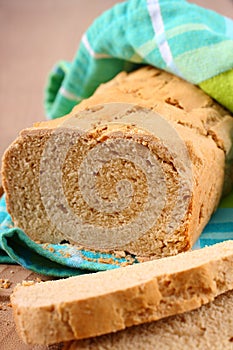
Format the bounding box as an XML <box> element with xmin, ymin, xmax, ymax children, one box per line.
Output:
<box><xmin>10</xmin><ymin>241</ymin><xmax>233</xmax><ymax>345</ymax></box>
<box><xmin>63</xmin><ymin>289</ymin><xmax>233</xmax><ymax>350</ymax></box>
<box><xmin>2</xmin><ymin>67</ymin><xmax>233</xmax><ymax>258</ymax></box>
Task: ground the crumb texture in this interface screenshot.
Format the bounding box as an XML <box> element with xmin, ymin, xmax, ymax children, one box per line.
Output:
<box><xmin>2</xmin><ymin>66</ymin><xmax>233</xmax><ymax>258</ymax></box>
<box><xmin>64</xmin><ymin>289</ymin><xmax>233</xmax><ymax>350</ymax></box>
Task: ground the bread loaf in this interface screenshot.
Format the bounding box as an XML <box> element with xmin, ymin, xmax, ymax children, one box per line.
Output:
<box><xmin>10</xmin><ymin>241</ymin><xmax>233</xmax><ymax>345</ymax></box>
<box><xmin>2</xmin><ymin>66</ymin><xmax>233</xmax><ymax>257</ymax></box>
<box><xmin>63</xmin><ymin>289</ymin><xmax>233</xmax><ymax>350</ymax></box>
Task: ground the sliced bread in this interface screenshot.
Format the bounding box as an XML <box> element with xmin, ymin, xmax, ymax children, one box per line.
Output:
<box><xmin>10</xmin><ymin>241</ymin><xmax>233</xmax><ymax>345</ymax></box>
<box><xmin>63</xmin><ymin>289</ymin><xmax>233</xmax><ymax>350</ymax></box>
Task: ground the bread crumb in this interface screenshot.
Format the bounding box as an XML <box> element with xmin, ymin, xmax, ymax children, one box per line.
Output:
<box><xmin>114</xmin><ymin>251</ymin><xmax>126</xmax><ymax>258</ymax></box>
<box><xmin>0</xmin><ymin>278</ymin><xmax>11</xmax><ymax>289</ymax></box>
<box><xmin>98</xmin><ymin>257</ymin><xmax>116</xmax><ymax>265</ymax></box>
<box><xmin>125</xmin><ymin>254</ymin><xmax>136</xmax><ymax>262</ymax></box>
<box><xmin>21</xmin><ymin>280</ymin><xmax>35</xmax><ymax>286</ymax></box>
<box><xmin>137</xmin><ymin>256</ymin><xmax>153</xmax><ymax>263</ymax></box>
<box><xmin>58</xmin><ymin>249</ymin><xmax>71</xmax><ymax>258</ymax></box>
<box><xmin>120</xmin><ymin>261</ymin><xmax>132</xmax><ymax>267</ymax></box>
<box><xmin>42</xmin><ymin>243</ymin><xmax>55</xmax><ymax>253</ymax></box>
<box><xmin>83</xmin><ymin>256</ymin><xmax>98</xmax><ymax>263</ymax></box>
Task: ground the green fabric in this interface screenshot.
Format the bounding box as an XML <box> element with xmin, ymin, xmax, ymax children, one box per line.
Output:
<box><xmin>44</xmin><ymin>0</ymin><xmax>233</xmax><ymax>120</ymax></box>
<box><xmin>199</xmin><ymin>69</ymin><xmax>233</xmax><ymax>112</ymax></box>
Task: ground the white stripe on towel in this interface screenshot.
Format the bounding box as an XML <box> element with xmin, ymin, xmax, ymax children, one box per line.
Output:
<box><xmin>60</xmin><ymin>87</ymin><xmax>82</xmax><ymax>102</ymax></box>
<box><xmin>82</xmin><ymin>34</ymin><xmax>111</xmax><ymax>59</ymax></box>
<box><xmin>147</xmin><ymin>0</ymin><xmax>182</xmax><ymax>77</ymax></box>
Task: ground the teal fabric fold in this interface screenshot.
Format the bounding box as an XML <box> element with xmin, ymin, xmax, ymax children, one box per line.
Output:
<box><xmin>44</xmin><ymin>0</ymin><xmax>233</xmax><ymax>120</ymax></box>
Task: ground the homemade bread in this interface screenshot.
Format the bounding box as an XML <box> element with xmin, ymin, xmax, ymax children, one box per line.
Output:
<box><xmin>10</xmin><ymin>241</ymin><xmax>233</xmax><ymax>345</ymax></box>
<box><xmin>63</xmin><ymin>289</ymin><xmax>233</xmax><ymax>350</ymax></box>
<box><xmin>2</xmin><ymin>66</ymin><xmax>233</xmax><ymax>257</ymax></box>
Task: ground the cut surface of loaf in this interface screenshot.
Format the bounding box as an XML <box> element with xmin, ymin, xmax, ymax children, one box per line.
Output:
<box><xmin>63</xmin><ymin>289</ymin><xmax>233</xmax><ymax>350</ymax></box>
<box><xmin>10</xmin><ymin>241</ymin><xmax>233</xmax><ymax>345</ymax></box>
<box><xmin>2</xmin><ymin>66</ymin><xmax>233</xmax><ymax>258</ymax></box>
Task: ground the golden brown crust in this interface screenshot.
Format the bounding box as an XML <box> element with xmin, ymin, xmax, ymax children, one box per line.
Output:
<box><xmin>2</xmin><ymin>66</ymin><xmax>233</xmax><ymax>257</ymax></box>
<box><xmin>10</xmin><ymin>241</ymin><xmax>233</xmax><ymax>345</ymax></box>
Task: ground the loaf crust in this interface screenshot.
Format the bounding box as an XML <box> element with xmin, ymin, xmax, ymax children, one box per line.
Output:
<box><xmin>2</xmin><ymin>67</ymin><xmax>233</xmax><ymax>257</ymax></box>
<box><xmin>63</xmin><ymin>289</ymin><xmax>233</xmax><ymax>350</ymax></box>
<box><xmin>10</xmin><ymin>241</ymin><xmax>233</xmax><ymax>345</ymax></box>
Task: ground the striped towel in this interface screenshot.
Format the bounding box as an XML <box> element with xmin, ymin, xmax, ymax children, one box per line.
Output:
<box><xmin>45</xmin><ymin>0</ymin><xmax>233</xmax><ymax>120</ymax></box>
<box><xmin>0</xmin><ymin>0</ymin><xmax>233</xmax><ymax>276</ymax></box>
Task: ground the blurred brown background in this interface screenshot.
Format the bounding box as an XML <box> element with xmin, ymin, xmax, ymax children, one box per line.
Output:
<box><xmin>0</xmin><ymin>0</ymin><xmax>233</xmax><ymax>163</ymax></box>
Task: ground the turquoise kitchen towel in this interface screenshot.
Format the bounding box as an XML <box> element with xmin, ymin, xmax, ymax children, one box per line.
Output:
<box><xmin>44</xmin><ymin>0</ymin><xmax>233</xmax><ymax>120</ymax></box>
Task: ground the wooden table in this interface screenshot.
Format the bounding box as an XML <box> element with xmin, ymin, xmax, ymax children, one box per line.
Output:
<box><xmin>0</xmin><ymin>265</ymin><xmax>63</xmax><ymax>349</ymax></box>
